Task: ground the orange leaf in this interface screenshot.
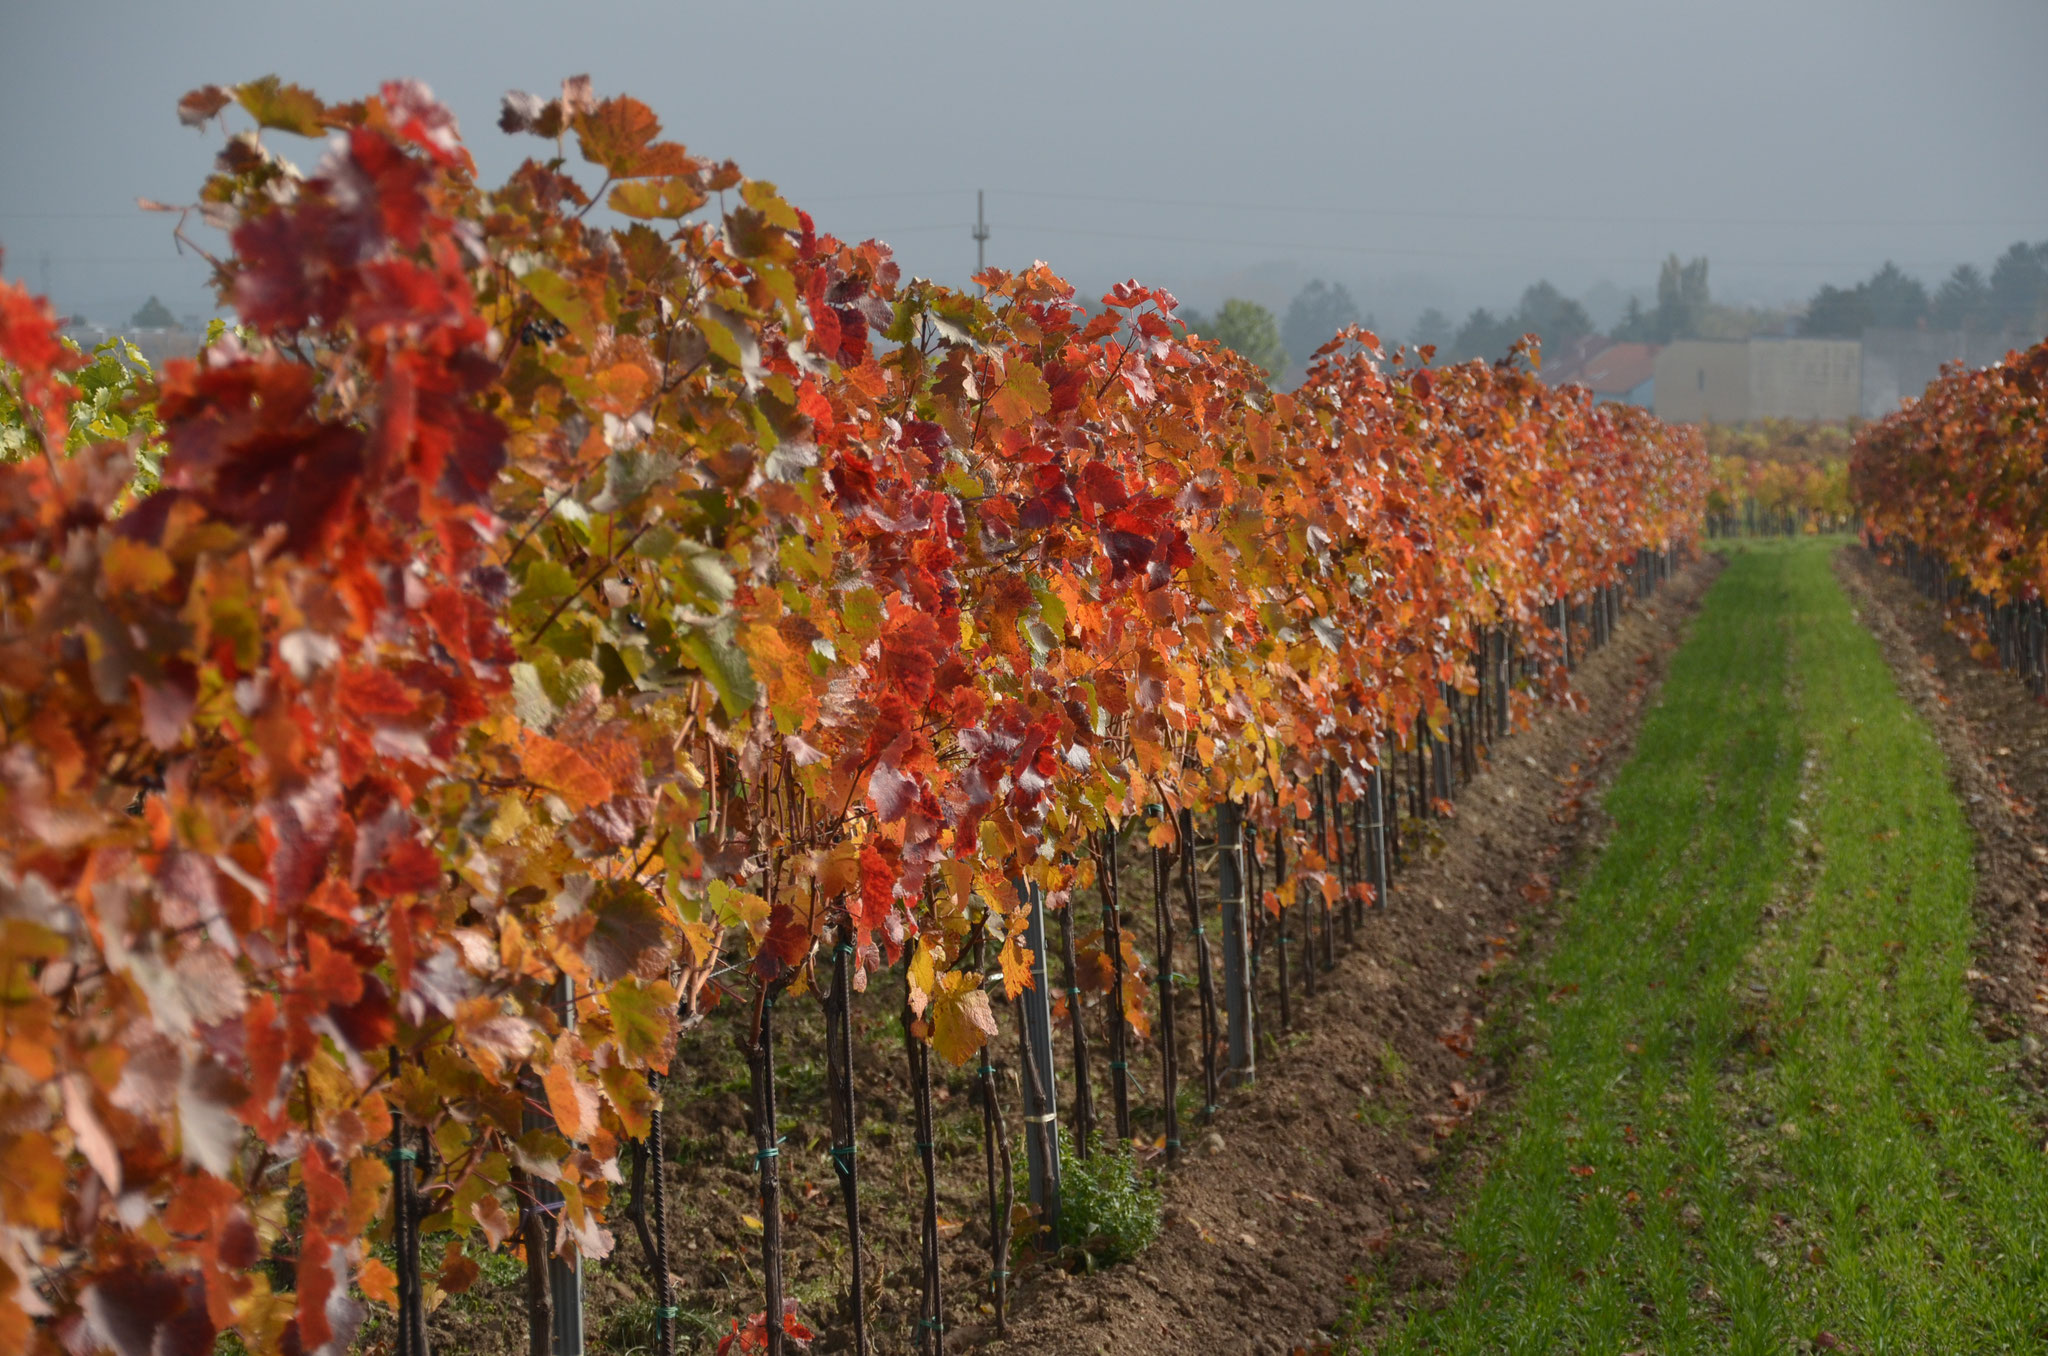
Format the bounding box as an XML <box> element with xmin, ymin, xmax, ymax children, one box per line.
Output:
<box><xmin>358</xmin><ymin>1256</ymin><xmax>399</xmax><ymax>1307</ymax></box>
<box><xmin>543</xmin><ymin>1058</ymin><xmax>599</xmax><ymax>1141</ymax></box>
<box><xmin>521</xmin><ymin>733</ymin><xmax>613</xmax><ymax>811</ymax></box>
<box><xmin>101</xmin><ymin>538</ymin><xmax>175</xmax><ymax>595</ymax></box>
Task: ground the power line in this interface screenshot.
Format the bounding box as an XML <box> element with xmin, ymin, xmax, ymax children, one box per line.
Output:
<box><xmin>985</xmin><ymin>189</ymin><xmax>2048</xmax><ymax>232</ymax></box>
<box><xmin>930</xmin><ymin>219</ymin><xmax>1979</xmax><ymax>272</ymax></box>
<box><xmin>5</xmin><ymin>190</ymin><xmax>2041</xmax><ymax>232</ymax></box>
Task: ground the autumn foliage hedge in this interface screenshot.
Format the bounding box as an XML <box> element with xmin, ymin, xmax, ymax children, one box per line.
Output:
<box><xmin>0</xmin><ymin>76</ymin><xmax>1704</xmax><ymax>1354</ymax></box>
<box><xmin>1852</xmin><ymin>336</ymin><xmax>2048</xmax><ymax>599</ymax></box>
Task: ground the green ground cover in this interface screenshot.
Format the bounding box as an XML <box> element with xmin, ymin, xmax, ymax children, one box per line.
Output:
<box><xmin>1360</xmin><ymin>539</ymin><xmax>2048</xmax><ymax>1354</ymax></box>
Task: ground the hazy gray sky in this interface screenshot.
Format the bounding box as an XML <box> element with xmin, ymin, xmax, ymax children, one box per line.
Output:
<box><xmin>5</xmin><ymin>0</ymin><xmax>2045</xmax><ymax>331</ymax></box>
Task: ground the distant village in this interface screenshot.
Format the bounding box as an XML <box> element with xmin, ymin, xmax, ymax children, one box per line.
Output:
<box><xmin>1202</xmin><ymin>241</ymin><xmax>2048</xmax><ymax>425</ymax></box>
<box><xmin>1543</xmin><ymin>329</ymin><xmax>2028</xmax><ymax>425</ymax></box>
<box><xmin>61</xmin><ymin>295</ymin><xmax>202</xmax><ymax>370</ymax></box>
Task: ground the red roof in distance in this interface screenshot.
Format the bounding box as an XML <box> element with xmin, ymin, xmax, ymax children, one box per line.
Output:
<box><xmin>1578</xmin><ymin>342</ymin><xmax>1658</xmax><ymax>395</ymax></box>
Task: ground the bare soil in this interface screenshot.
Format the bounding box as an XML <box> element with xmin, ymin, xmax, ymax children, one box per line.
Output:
<box><xmin>973</xmin><ymin>558</ymin><xmax>1722</xmax><ymax>1356</ymax></box>
<box><xmin>1834</xmin><ymin>545</ymin><xmax>2048</xmax><ymax>1092</ymax></box>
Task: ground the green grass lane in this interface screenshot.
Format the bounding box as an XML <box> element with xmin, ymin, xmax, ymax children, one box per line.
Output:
<box><xmin>1735</xmin><ymin>541</ymin><xmax>2048</xmax><ymax>1352</ymax></box>
<box><xmin>1359</xmin><ymin>539</ymin><xmax>2048</xmax><ymax>1354</ymax></box>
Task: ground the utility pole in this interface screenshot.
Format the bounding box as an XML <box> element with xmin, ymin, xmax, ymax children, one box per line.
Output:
<box><xmin>972</xmin><ymin>190</ymin><xmax>989</xmax><ymax>276</ymax></box>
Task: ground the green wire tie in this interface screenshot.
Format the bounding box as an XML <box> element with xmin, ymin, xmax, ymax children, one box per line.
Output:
<box><xmin>827</xmin><ymin>1145</ymin><xmax>856</xmax><ymax>1178</ymax></box>
<box><xmin>1166</xmin><ymin>1138</ymin><xmax>1181</xmax><ymax>1150</ymax></box>
<box><xmin>387</xmin><ymin>1147</ymin><xmax>417</xmax><ymax>1164</ymax></box>
<box><xmin>1107</xmin><ymin>1061</ymin><xmax>1127</xmax><ymax>1071</ymax></box>
<box><xmin>755</xmin><ymin>1137</ymin><xmax>784</xmax><ymax>1164</ymax></box>
<box><xmin>658</xmin><ymin>1307</ymin><xmax>679</xmax><ymax>1319</ymax></box>
<box><xmin>1065</xmin><ymin>987</ymin><xmax>1081</xmax><ymax>997</ymax></box>
<box><xmin>1203</xmin><ymin>1103</ymin><xmax>1218</xmax><ymax>1115</ymax></box>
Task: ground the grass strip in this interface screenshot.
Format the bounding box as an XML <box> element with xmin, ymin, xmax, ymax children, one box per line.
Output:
<box><xmin>1731</xmin><ymin>541</ymin><xmax>2048</xmax><ymax>1352</ymax></box>
<box><xmin>1360</xmin><ymin>539</ymin><xmax>2048</xmax><ymax>1353</ymax></box>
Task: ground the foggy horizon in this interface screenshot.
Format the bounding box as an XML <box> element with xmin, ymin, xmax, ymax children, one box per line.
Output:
<box><xmin>5</xmin><ymin>0</ymin><xmax>2045</xmax><ymax>340</ymax></box>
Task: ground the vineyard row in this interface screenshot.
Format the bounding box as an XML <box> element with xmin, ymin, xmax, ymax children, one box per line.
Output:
<box><xmin>1851</xmin><ymin>336</ymin><xmax>2048</xmax><ymax>691</ymax></box>
<box><xmin>0</xmin><ymin>75</ymin><xmax>1706</xmax><ymax>1356</ymax></box>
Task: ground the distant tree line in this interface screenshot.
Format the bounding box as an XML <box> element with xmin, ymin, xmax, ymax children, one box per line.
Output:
<box><xmin>1182</xmin><ymin>236</ymin><xmax>2048</xmax><ymax>383</ymax></box>
<box><xmin>1180</xmin><ymin>279</ymin><xmax>1375</xmax><ymax>382</ymax></box>
<box><xmin>1177</xmin><ymin>298</ymin><xmax>1291</xmax><ymax>379</ymax></box>
<box><xmin>1798</xmin><ymin>241</ymin><xmax>2048</xmax><ymax>337</ymax></box>
<box><xmin>1433</xmin><ymin>280</ymin><xmax>1595</xmax><ymax>364</ymax></box>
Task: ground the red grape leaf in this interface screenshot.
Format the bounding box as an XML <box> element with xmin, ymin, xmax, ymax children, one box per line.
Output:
<box><xmin>574</xmin><ymin>881</ymin><xmax>666</xmax><ymax>984</ymax></box>
<box><xmin>177</xmin><ymin>86</ymin><xmax>234</xmax><ymax>127</ymax></box>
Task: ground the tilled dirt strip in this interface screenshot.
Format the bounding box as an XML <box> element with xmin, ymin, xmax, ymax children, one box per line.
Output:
<box><xmin>1834</xmin><ymin>546</ymin><xmax>2048</xmax><ymax>1093</ymax></box>
<box><xmin>971</xmin><ymin>559</ymin><xmax>1722</xmax><ymax>1356</ymax></box>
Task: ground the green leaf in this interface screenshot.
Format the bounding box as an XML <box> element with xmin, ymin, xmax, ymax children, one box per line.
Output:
<box><xmin>692</xmin><ymin>306</ymin><xmax>763</xmax><ymax>385</ymax></box>
<box><xmin>1032</xmin><ymin>581</ymin><xmax>1068</xmax><ymax>636</ymax></box>
<box><xmin>510</xmin><ymin>663</ymin><xmax>559</xmax><ymax>729</ymax></box>
<box><xmin>594</xmin><ymin>445</ymin><xmax>674</xmax><ymax>512</ymax></box>
<box><xmin>513</xmin><ymin>560</ymin><xmax>578</xmax><ymax>619</ymax></box>
<box><xmin>680</xmin><ymin>622</ymin><xmax>758</xmax><ymax>720</ymax></box>
<box><xmin>521</xmin><ymin>268</ymin><xmax>600</xmax><ymax>349</ymax></box>
<box><xmin>840</xmin><ymin>586</ymin><xmax>882</xmax><ymax>645</ymax></box>
<box><xmin>602</xmin><ymin>976</ymin><xmax>676</xmax><ymax>1067</ymax></box>
<box><xmin>682</xmin><ymin>549</ymin><xmax>737</xmax><ymax>607</ymax></box>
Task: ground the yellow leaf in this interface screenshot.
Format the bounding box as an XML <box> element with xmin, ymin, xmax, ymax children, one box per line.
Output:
<box><xmin>678</xmin><ymin>920</ymin><xmax>720</xmax><ymax>967</ymax></box>
<box><xmin>907</xmin><ymin>939</ymin><xmax>937</xmax><ymax>1017</ymax></box>
<box><xmin>988</xmin><ymin>359</ymin><xmax>1051</xmax><ymax>428</ymax></box>
<box><xmin>999</xmin><ymin>935</ymin><xmax>1034</xmax><ymax>1001</ymax></box>
<box><xmin>607</xmin><ymin>176</ymin><xmax>709</xmax><ymax>220</ymax></box>
<box><xmin>708</xmin><ymin>881</ymin><xmax>771</xmax><ymax>935</ymax></box>
<box><xmin>741</xmin><ymin>1213</ymin><xmax>764</xmax><ymax>1232</ymax></box>
<box><xmin>930</xmin><ymin>972</ymin><xmax>999</xmax><ymax>1067</ymax></box>
<box><xmin>487</xmin><ymin>795</ymin><xmax>532</xmax><ymax>844</ymax></box>
<box><xmin>102</xmin><ymin>538</ymin><xmax>174</xmax><ymax>595</ymax></box>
